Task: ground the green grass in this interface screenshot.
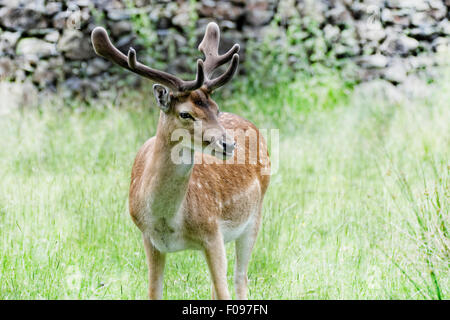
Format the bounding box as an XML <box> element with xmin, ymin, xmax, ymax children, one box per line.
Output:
<box><xmin>0</xmin><ymin>71</ymin><xmax>449</xmax><ymax>299</ymax></box>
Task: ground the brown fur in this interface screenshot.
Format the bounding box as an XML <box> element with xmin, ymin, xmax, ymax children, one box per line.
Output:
<box><xmin>91</xmin><ymin>21</ymin><xmax>263</xmax><ymax>300</ymax></box>
<box><xmin>129</xmin><ymin>88</ymin><xmax>270</xmax><ymax>299</ymax></box>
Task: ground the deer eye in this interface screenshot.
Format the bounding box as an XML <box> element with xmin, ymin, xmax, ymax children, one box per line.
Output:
<box><xmin>179</xmin><ymin>112</ymin><xmax>194</xmax><ymax>120</ymax></box>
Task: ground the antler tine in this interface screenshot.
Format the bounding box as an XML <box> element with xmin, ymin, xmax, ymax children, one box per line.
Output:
<box><xmin>127</xmin><ymin>47</ymin><xmax>138</xmax><ymax>69</ymax></box>
<box><xmin>205</xmin><ymin>53</ymin><xmax>239</xmax><ymax>92</ymax></box>
<box><xmin>198</xmin><ymin>22</ymin><xmax>240</xmax><ymax>91</ymax></box>
<box><xmin>126</xmin><ymin>46</ymin><xmax>204</xmax><ymax>92</ymax></box>
<box><xmin>179</xmin><ymin>59</ymin><xmax>205</xmax><ymax>92</ymax></box>
<box><xmin>91</xmin><ymin>27</ymin><xmax>203</xmax><ymax>92</ymax></box>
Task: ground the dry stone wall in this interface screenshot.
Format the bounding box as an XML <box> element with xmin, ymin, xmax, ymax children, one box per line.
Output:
<box><xmin>0</xmin><ymin>0</ymin><xmax>449</xmax><ymax>97</ymax></box>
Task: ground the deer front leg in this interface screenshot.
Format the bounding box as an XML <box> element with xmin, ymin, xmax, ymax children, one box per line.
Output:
<box><xmin>235</xmin><ymin>213</ymin><xmax>261</xmax><ymax>299</ymax></box>
<box><xmin>203</xmin><ymin>233</ymin><xmax>231</xmax><ymax>300</ymax></box>
<box><xmin>211</xmin><ymin>282</ymin><xmax>217</xmax><ymax>300</ymax></box>
<box><xmin>143</xmin><ymin>236</ymin><xmax>166</xmax><ymax>300</ymax></box>
<box><xmin>234</xmin><ymin>232</ymin><xmax>257</xmax><ymax>299</ymax></box>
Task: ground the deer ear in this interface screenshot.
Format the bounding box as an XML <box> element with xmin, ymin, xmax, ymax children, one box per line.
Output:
<box><xmin>153</xmin><ymin>84</ymin><xmax>171</xmax><ymax>112</ymax></box>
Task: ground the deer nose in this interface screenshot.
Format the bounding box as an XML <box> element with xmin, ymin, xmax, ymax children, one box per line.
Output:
<box><xmin>222</xmin><ymin>140</ymin><xmax>236</xmax><ymax>154</ymax></box>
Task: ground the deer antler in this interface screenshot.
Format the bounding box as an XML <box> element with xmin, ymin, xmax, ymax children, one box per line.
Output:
<box><xmin>91</xmin><ymin>23</ymin><xmax>239</xmax><ymax>93</ymax></box>
<box><xmin>198</xmin><ymin>22</ymin><xmax>240</xmax><ymax>92</ymax></box>
<box><xmin>91</xmin><ymin>27</ymin><xmax>204</xmax><ymax>92</ymax></box>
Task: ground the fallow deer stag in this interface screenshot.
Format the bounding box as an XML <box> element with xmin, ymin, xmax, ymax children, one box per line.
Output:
<box><xmin>91</xmin><ymin>22</ymin><xmax>270</xmax><ymax>300</ymax></box>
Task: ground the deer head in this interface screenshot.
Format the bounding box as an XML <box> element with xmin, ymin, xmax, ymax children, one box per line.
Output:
<box><xmin>91</xmin><ymin>22</ymin><xmax>239</xmax><ymax>159</ymax></box>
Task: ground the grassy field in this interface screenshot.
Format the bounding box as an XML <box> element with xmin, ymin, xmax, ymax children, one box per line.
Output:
<box><xmin>0</xmin><ymin>71</ymin><xmax>449</xmax><ymax>299</ymax></box>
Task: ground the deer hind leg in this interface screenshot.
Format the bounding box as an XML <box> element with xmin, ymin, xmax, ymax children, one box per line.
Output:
<box><xmin>143</xmin><ymin>236</ymin><xmax>166</xmax><ymax>300</ymax></box>
<box><xmin>234</xmin><ymin>214</ymin><xmax>261</xmax><ymax>300</ymax></box>
<box><xmin>203</xmin><ymin>233</ymin><xmax>231</xmax><ymax>300</ymax></box>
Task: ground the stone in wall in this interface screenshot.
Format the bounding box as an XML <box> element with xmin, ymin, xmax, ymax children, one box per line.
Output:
<box><xmin>0</xmin><ymin>0</ymin><xmax>448</xmax><ymax>97</ymax></box>
<box><xmin>0</xmin><ymin>5</ymin><xmax>47</xmax><ymax>30</ymax></box>
<box><xmin>58</xmin><ymin>29</ymin><xmax>95</xmax><ymax>60</ymax></box>
<box><xmin>16</xmin><ymin>37</ymin><xmax>57</xmax><ymax>57</ymax></box>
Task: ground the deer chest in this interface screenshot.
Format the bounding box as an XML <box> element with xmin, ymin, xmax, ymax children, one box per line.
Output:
<box><xmin>143</xmin><ymin>215</ymin><xmax>190</xmax><ymax>253</ymax></box>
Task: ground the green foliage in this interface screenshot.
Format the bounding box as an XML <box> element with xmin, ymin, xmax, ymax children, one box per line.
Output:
<box><xmin>126</xmin><ymin>0</ymin><xmax>199</xmax><ymax>76</ymax></box>
<box><xmin>0</xmin><ymin>70</ymin><xmax>449</xmax><ymax>299</ymax></box>
<box><xmin>125</xmin><ymin>0</ymin><xmax>165</xmax><ymax>70</ymax></box>
<box><xmin>224</xmin><ymin>69</ymin><xmax>354</xmax><ymax>132</ymax></box>
<box><xmin>122</xmin><ymin>1</ymin><xmax>357</xmax><ymax>95</ymax></box>
<box><xmin>242</xmin><ymin>8</ymin><xmax>356</xmax><ymax>93</ymax></box>
<box><xmin>90</xmin><ymin>4</ymin><xmax>105</xmax><ymax>26</ymax></box>
<box><xmin>179</xmin><ymin>0</ymin><xmax>200</xmax><ymax>58</ymax></box>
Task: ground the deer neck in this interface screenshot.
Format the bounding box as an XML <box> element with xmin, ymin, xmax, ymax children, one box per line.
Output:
<box><xmin>145</xmin><ymin>112</ymin><xmax>193</xmax><ymax>219</ymax></box>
